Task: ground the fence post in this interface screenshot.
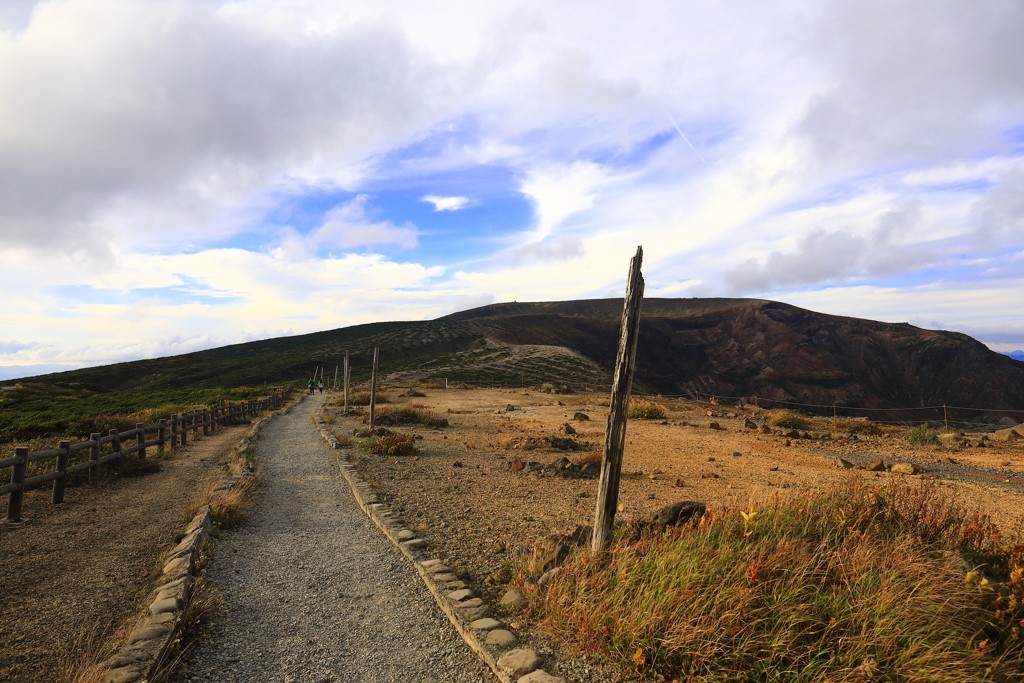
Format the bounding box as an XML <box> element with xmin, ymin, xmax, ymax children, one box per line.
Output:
<box><xmin>944</xmin><ymin>404</ymin><xmax>948</xmax><ymax>430</ymax></box>
<box><xmin>110</xmin><ymin>429</ymin><xmax>122</xmax><ymax>467</ymax></box>
<box><xmin>6</xmin><ymin>446</ymin><xmax>28</xmax><ymax>523</ymax></box>
<box><xmin>592</xmin><ymin>246</ymin><xmax>645</xmax><ymax>553</ymax></box>
<box><xmin>136</xmin><ymin>423</ymin><xmax>147</xmax><ymax>460</ymax></box>
<box><xmin>181</xmin><ymin>414</ymin><xmax>188</xmax><ymax>446</ymax></box>
<box><xmin>343</xmin><ymin>350</ymin><xmax>350</xmax><ymax>414</ymax></box>
<box><xmin>369</xmin><ymin>347</ymin><xmax>379</xmax><ymax>427</ymax></box>
<box><xmin>158</xmin><ymin>419</ymin><xmax>166</xmax><ymax>452</ymax></box>
<box><xmin>52</xmin><ymin>439</ymin><xmax>71</xmax><ymax>504</ymax></box>
<box><xmin>169</xmin><ymin>415</ymin><xmax>178</xmax><ymax>448</ymax></box>
<box><xmin>90</xmin><ymin>433</ymin><xmax>101</xmax><ymax>483</ymax></box>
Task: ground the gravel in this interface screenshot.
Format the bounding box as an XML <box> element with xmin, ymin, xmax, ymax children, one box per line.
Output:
<box><xmin>182</xmin><ymin>393</ymin><xmax>491</xmax><ymax>683</ymax></box>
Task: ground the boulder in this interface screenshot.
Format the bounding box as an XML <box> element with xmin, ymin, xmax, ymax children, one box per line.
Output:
<box><xmin>497</xmin><ymin>648</ymin><xmax>543</xmax><ymax>678</ymax></box>
<box><xmin>995</xmin><ymin>426</ymin><xmax>1022</xmax><ymax>441</ymax></box>
<box><xmin>744</xmin><ymin>418</ymin><xmax>757</xmax><ymax>429</ymax></box>
<box><xmin>573</xmin><ymin>412</ymin><xmax>590</xmax><ymax>421</ymax></box>
<box><xmin>562</xmin><ymin>422</ymin><xmax>577</xmax><ymax>435</ymax></box>
<box><xmin>636</xmin><ymin>501</ymin><xmax>705</xmax><ymax>534</ymax></box>
<box><xmin>891</xmin><ymin>462</ymin><xmax>925</xmax><ymax>475</ymax></box>
<box><xmin>865</xmin><ymin>460</ymin><xmax>887</xmax><ymax>472</ymax></box>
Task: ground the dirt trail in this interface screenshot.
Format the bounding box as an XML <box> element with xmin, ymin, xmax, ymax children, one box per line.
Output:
<box><xmin>0</xmin><ymin>423</ymin><xmax>248</xmax><ymax>683</ymax></box>
<box><xmin>180</xmin><ymin>393</ymin><xmax>488</xmax><ymax>683</ymax></box>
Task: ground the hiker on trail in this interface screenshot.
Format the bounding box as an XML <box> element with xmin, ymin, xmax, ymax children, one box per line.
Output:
<box><xmin>308</xmin><ymin>378</ymin><xmax>314</xmax><ymax>394</ymax></box>
<box><xmin>318</xmin><ymin>380</ymin><xmax>324</xmax><ymax>394</ymax></box>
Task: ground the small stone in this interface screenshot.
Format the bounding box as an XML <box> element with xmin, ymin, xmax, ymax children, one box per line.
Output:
<box><xmin>485</xmin><ymin>629</ymin><xmax>519</xmax><ymax>649</ymax></box>
<box><xmin>498</xmin><ymin>648</ymin><xmax>544</xmax><ymax>678</ymax></box>
<box><xmin>866</xmin><ymin>460</ymin><xmax>887</xmax><ymax>472</ymax></box>
<box><xmin>148</xmin><ymin>597</ymin><xmax>179</xmax><ymax>615</ymax></box>
<box><xmin>708</xmin><ymin>421</ymin><xmax>721</xmax><ymax>430</ymax></box>
<box><xmin>127</xmin><ymin>623</ymin><xmax>173</xmax><ymax>644</ymax></box>
<box><xmin>744</xmin><ymin>418</ymin><xmax>757</xmax><ymax>429</ymax></box>
<box><xmin>573</xmin><ymin>412</ymin><xmax>590</xmax><ymax>421</ymax></box>
<box><xmin>420</xmin><ymin>558</ymin><xmax>442</xmax><ymax>567</ymax></box>
<box><xmin>447</xmin><ymin>588</ymin><xmax>475</xmax><ymax>601</ymax></box>
<box><xmin>396</xmin><ymin>530</ymin><xmax>416</xmax><ymax>541</ymax></box>
<box><xmin>674</xmin><ymin>478</ymin><xmax>684</xmax><ymax>487</ymax></box>
<box><xmin>891</xmin><ymin>462</ymin><xmax>925</xmax><ymax>475</ymax></box>
<box><xmin>433</xmin><ymin>572</ymin><xmax>459</xmax><ymax>582</ymax></box>
<box><xmin>161</xmin><ymin>556</ymin><xmax>189</xmax><ymax>577</ymax></box>
<box><xmin>838</xmin><ymin>458</ymin><xmax>856</xmax><ymax>469</ymax></box>
<box><xmin>471</xmin><ymin>617</ymin><xmax>502</xmax><ymax>631</ymax></box>
<box><xmin>456</xmin><ymin>597</ymin><xmax>485</xmax><ymax>609</ymax></box>
<box><xmin>500</xmin><ymin>588</ymin><xmax>529</xmax><ymax>609</ymax></box>
<box><xmin>424</xmin><ymin>563</ymin><xmax>452</xmax><ymax>574</ymax></box>
<box><xmin>732</xmin><ymin>451</ymin><xmax>742</xmax><ymax>457</ymax></box>
<box><xmin>402</xmin><ymin>538</ymin><xmax>427</xmax><ymax>549</ymax></box>
<box><xmin>517</xmin><ymin>671</ymin><xmax>567</xmax><ymax>683</ymax></box>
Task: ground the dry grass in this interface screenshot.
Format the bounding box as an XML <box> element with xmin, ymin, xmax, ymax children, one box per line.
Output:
<box><xmin>770</xmin><ymin>412</ymin><xmax>815</xmax><ymax>431</ymax></box>
<box><xmin>533</xmin><ymin>478</ymin><xmax>1024</xmax><ymax>682</ymax></box>
<box><xmin>372</xmin><ymin>405</ymin><xmax>449</xmax><ymax>428</ymax></box>
<box><xmin>360</xmin><ymin>433</ymin><xmax>418</xmax><ymax>455</ymax></box>
<box><xmin>832</xmin><ymin>417</ymin><xmax>883</xmax><ymax>435</ymax></box>
<box><xmin>629</xmin><ymin>401</ymin><xmax>667</xmax><ymax>420</ymax></box>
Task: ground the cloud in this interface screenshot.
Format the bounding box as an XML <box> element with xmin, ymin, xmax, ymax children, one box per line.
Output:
<box><xmin>510</xmin><ymin>235</ymin><xmax>585</xmax><ymax>265</ymax></box>
<box><xmin>971</xmin><ymin>166</ymin><xmax>1024</xmax><ymax>248</ymax></box>
<box><xmin>447</xmin><ymin>292</ymin><xmax>496</xmax><ymax>314</ymax></box>
<box><xmin>422</xmin><ymin>194</ymin><xmax>470</xmax><ymax>211</ymax></box>
<box><xmin>0</xmin><ymin>339</ymin><xmax>47</xmax><ymax>355</ymax></box>
<box><xmin>519</xmin><ymin>162</ymin><xmax>609</xmax><ymax>239</ymax></box>
<box><xmin>309</xmin><ymin>195</ymin><xmax>418</xmax><ymax>250</ymax></box>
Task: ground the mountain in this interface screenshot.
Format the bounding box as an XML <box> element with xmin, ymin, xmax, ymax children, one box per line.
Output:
<box><xmin>8</xmin><ymin>298</ymin><xmax>1024</xmax><ymax>420</ymax></box>
<box><xmin>1004</xmin><ymin>350</ymin><xmax>1024</xmax><ymax>362</ymax></box>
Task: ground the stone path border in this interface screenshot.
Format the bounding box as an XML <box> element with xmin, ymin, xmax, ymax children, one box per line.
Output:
<box><xmin>98</xmin><ymin>403</ymin><xmax>289</xmax><ymax>683</ymax></box>
<box><xmin>312</xmin><ymin>398</ymin><xmax>565</xmax><ymax>683</ymax></box>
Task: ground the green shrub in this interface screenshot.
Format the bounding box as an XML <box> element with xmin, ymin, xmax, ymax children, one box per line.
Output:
<box><xmin>909</xmin><ymin>423</ymin><xmax>940</xmax><ymax>445</ymax></box>
<box><xmin>771</xmin><ymin>413</ymin><xmax>813</xmax><ymax>430</ymax></box>
<box><xmin>833</xmin><ymin>418</ymin><xmax>882</xmax><ymax>435</ymax></box>
<box><xmin>372</xmin><ymin>405</ymin><xmax>448</xmax><ymax>428</ymax></box>
<box><xmin>629</xmin><ymin>402</ymin><xmax>667</xmax><ymax>420</ymax></box>
<box><xmin>361</xmin><ymin>433</ymin><xmax>417</xmax><ymax>455</ymax></box>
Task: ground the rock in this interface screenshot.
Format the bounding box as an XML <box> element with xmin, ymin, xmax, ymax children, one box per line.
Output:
<box><xmin>537</xmin><ymin>567</ymin><xmax>561</xmax><ymax>587</ymax></box>
<box><xmin>500</xmin><ymin>589</ymin><xmax>529</xmax><ymax>610</ymax></box>
<box><xmin>785</xmin><ymin>430</ymin><xmax>800</xmax><ymax>439</ymax></box>
<box><xmin>732</xmin><ymin>451</ymin><xmax>742</xmax><ymax>457</ymax></box>
<box><xmin>485</xmin><ymin>629</ymin><xmax>520</xmax><ymax>649</ymax></box>
<box><xmin>760</xmin><ymin>424</ymin><xmax>772</xmax><ymax>434</ymax></box>
<box><xmin>636</xmin><ymin>501</ymin><xmax>705</xmax><ymax>534</ymax></box>
<box><xmin>838</xmin><ymin>458</ymin><xmax>857</xmax><ymax>469</ymax></box>
<box><xmin>470</xmin><ymin>617</ymin><xmax>502</xmax><ymax>631</ymax></box>
<box><xmin>707</xmin><ymin>421</ymin><xmax>721</xmax><ymax>430</ymax></box>
<box><xmin>744</xmin><ymin>418</ymin><xmax>757</xmax><ymax>429</ymax></box>
<box><xmin>674</xmin><ymin>478</ymin><xmax>684</xmax><ymax>487</ymax></box>
<box><xmin>549</xmin><ymin>456</ymin><xmax>572</xmax><ymax>470</ymax></box>
<box><xmin>518</xmin><ymin>671</ymin><xmax>567</xmax><ymax>683</ymax></box>
<box><xmin>700</xmin><ymin>472</ymin><xmax>719</xmax><ymax>479</ymax></box>
<box><xmin>573</xmin><ymin>412</ymin><xmax>590</xmax><ymax>421</ymax></box>
<box><xmin>562</xmin><ymin>423</ymin><xmax>577</xmax><ymax>435</ymax></box>
<box><xmin>498</xmin><ymin>648</ymin><xmax>544</xmax><ymax>678</ymax></box>
<box><xmin>534</xmin><ymin>540</ymin><xmax>570</xmax><ymax>572</ymax></box>
<box><xmin>866</xmin><ymin>460</ymin><xmax>887</xmax><ymax>472</ymax></box>
<box><xmin>891</xmin><ymin>462</ymin><xmax>925</xmax><ymax>475</ymax></box>
<box><xmin>995</xmin><ymin>427</ymin><xmax>1022</xmax><ymax>441</ymax></box>
<box><xmin>396</xmin><ymin>529</ymin><xmax>416</xmax><ymax>541</ymax></box>
<box><xmin>510</xmin><ymin>457</ymin><xmax>524</xmax><ymax>472</ymax></box>
<box><xmin>447</xmin><ymin>588</ymin><xmax>475</xmax><ymax>601</ymax></box>
<box><xmin>424</xmin><ymin>562</ymin><xmax>451</xmax><ymax>573</ymax></box>
<box><xmin>456</xmin><ymin>597</ymin><xmax>485</xmax><ymax>609</ymax></box>
<box><xmin>148</xmin><ymin>597</ymin><xmax>179</xmax><ymax>615</ymax></box>
<box><xmin>506</xmin><ymin>404</ymin><xmax>517</xmax><ymax>411</ymax></box>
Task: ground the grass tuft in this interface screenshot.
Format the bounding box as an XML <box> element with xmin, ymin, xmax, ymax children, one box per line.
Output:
<box><xmin>360</xmin><ymin>433</ymin><xmax>418</xmax><ymax>455</ymax></box>
<box><xmin>372</xmin><ymin>405</ymin><xmax>448</xmax><ymax>428</ymax></box>
<box><xmin>533</xmin><ymin>478</ymin><xmax>1024</xmax><ymax>682</ymax></box>
<box><xmin>629</xmin><ymin>401</ymin><xmax>667</xmax><ymax>420</ymax></box>
<box><xmin>909</xmin><ymin>423</ymin><xmax>941</xmax><ymax>445</ymax></box>
<box><xmin>832</xmin><ymin>417</ymin><xmax>882</xmax><ymax>435</ymax></box>
<box><xmin>771</xmin><ymin>412</ymin><xmax>814</xmax><ymax>430</ymax></box>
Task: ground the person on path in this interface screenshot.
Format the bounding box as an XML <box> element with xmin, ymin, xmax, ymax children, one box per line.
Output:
<box><xmin>308</xmin><ymin>378</ymin><xmax>314</xmax><ymax>394</ymax></box>
<box><xmin>318</xmin><ymin>380</ymin><xmax>324</xmax><ymax>394</ymax></box>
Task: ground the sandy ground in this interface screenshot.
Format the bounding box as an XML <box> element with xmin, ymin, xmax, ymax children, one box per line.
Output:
<box><xmin>323</xmin><ymin>386</ymin><xmax>1024</xmax><ymax>607</ymax></box>
<box><xmin>0</xmin><ymin>424</ymin><xmax>248</xmax><ymax>683</ymax></box>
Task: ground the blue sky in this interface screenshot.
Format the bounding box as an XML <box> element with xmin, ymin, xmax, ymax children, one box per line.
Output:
<box><xmin>1</xmin><ymin>0</ymin><xmax>1023</xmax><ymax>381</ymax></box>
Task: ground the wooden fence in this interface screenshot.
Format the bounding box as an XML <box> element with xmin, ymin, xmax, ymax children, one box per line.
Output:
<box><xmin>2</xmin><ymin>387</ymin><xmax>292</xmax><ymax>523</ymax></box>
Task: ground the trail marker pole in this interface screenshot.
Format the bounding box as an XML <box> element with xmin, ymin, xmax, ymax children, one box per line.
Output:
<box><xmin>369</xmin><ymin>347</ymin><xmax>379</xmax><ymax>427</ymax></box>
<box><xmin>944</xmin><ymin>404</ymin><xmax>948</xmax><ymax>430</ymax></box>
<box><xmin>333</xmin><ymin>365</ymin><xmax>339</xmax><ymax>391</ymax></box>
<box><xmin>592</xmin><ymin>246</ymin><xmax>645</xmax><ymax>553</ymax></box>
<box><xmin>343</xmin><ymin>351</ymin><xmax>350</xmax><ymax>414</ymax></box>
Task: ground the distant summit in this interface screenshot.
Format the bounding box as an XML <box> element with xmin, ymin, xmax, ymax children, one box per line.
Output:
<box><xmin>1003</xmin><ymin>350</ymin><xmax>1024</xmax><ymax>362</ymax></box>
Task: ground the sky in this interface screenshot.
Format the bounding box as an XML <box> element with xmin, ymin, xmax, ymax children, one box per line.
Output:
<box><xmin>1</xmin><ymin>0</ymin><xmax>1023</xmax><ymax>381</ymax></box>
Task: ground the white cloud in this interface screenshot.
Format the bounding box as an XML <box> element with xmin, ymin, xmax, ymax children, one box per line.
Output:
<box><xmin>422</xmin><ymin>194</ymin><xmax>470</xmax><ymax>211</ymax></box>
<box><xmin>310</xmin><ymin>195</ymin><xmax>418</xmax><ymax>250</ymax></box>
<box><xmin>519</xmin><ymin>162</ymin><xmax>609</xmax><ymax>240</ymax></box>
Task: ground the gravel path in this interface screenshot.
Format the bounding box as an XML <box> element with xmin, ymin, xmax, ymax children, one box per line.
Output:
<box><xmin>182</xmin><ymin>393</ymin><xmax>490</xmax><ymax>683</ymax></box>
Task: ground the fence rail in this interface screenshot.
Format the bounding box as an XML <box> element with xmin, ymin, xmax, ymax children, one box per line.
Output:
<box><xmin>3</xmin><ymin>387</ymin><xmax>292</xmax><ymax>523</ymax></box>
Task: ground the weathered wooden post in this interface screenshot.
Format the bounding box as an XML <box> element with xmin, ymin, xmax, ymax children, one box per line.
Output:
<box><xmin>202</xmin><ymin>409</ymin><xmax>210</xmax><ymax>436</ymax></box>
<box><xmin>90</xmin><ymin>432</ymin><xmax>101</xmax><ymax>483</ymax></box>
<box><xmin>158</xmin><ymin>419</ymin><xmax>167</xmax><ymax>452</ymax></box>
<box><xmin>592</xmin><ymin>246</ymin><xmax>645</xmax><ymax>552</ymax></box>
<box><xmin>343</xmin><ymin>351</ymin><xmax>350</xmax><ymax>414</ymax></box>
<box><xmin>181</xmin><ymin>413</ymin><xmax>188</xmax><ymax>446</ymax></box>
<box><xmin>110</xmin><ymin>429</ymin><xmax>122</xmax><ymax>467</ymax></box>
<box><xmin>369</xmin><ymin>347</ymin><xmax>379</xmax><ymax>427</ymax></box>
<box><xmin>7</xmin><ymin>446</ymin><xmax>29</xmax><ymax>522</ymax></box>
<box><xmin>136</xmin><ymin>423</ymin><xmax>147</xmax><ymax>460</ymax></box>
<box><xmin>52</xmin><ymin>440</ymin><xmax>71</xmax><ymax>504</ymax></box>
<box><xmin>169</xmin><ymin>414</ymin><xmax>178</xmax><ymax>448</ymax></box>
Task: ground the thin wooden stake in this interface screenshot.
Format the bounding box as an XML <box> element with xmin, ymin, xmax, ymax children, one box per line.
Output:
<box><xmin>369</xmin><ymin>347</ymin><xmax>379</xmax><ymax>427</ymax></box>
<box><xmin>592</xmin><ymin>246</ymin><xmax>645</xmax><ymax>552</ymax></box>
<box><xmin>944</xmin><ymin>404</ymin><xmax>948</xmax><ymax>430</ymax></box>
<box><xmin>344</xmin><ymin>351</ymin><xmax>350</xmax><ymax>414</ymax></box>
